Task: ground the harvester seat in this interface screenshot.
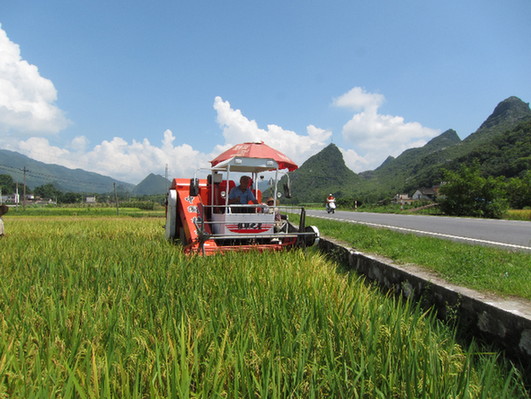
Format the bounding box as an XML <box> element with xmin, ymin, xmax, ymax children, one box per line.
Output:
<box><xmin>214</xmin><ymin>180</ymin><xmax>235</xmax><ymax>213</ymax></box>
<box><xmin>246</xmin><ymin>178</ymin><xmax>260</xmax><ymax>202</ymax></box>
<box><xmin>247</xmin><ymin>189</ymin><xmax>263</xmax><ymax>212</ymax></box>
<box><xmin>247</xmin><ymin>178</ymin><xmax>262</xmax><ymax>209</ymax></box>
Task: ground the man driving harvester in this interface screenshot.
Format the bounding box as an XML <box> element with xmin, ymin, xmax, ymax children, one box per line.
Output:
<box><xmin>228</xmin><ymin>175</ymin><xmax>258</xmax><ymax>213</ymax></box>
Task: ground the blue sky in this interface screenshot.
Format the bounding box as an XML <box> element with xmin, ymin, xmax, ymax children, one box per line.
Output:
<box><xmin>1</xmin><ymin>0</ymin><xmax>530</xmax><ymax>184</ymax></box>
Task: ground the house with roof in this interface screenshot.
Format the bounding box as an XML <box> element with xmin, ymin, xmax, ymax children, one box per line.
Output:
<box><xmin>393</xmin><ymin>193</ymin><xmax>414</xmax><ymax>205</ymax></box>
<box><xmin>412</xmin><ymin>186</ymin><xmax>440</xmax><ymax>201</ymax></box>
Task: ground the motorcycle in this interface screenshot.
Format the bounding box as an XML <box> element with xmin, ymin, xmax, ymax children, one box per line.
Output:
<box><xmin>326</xmin><ymin>200</ymin><xmax>336</xmax><ymax>214</ymax></box>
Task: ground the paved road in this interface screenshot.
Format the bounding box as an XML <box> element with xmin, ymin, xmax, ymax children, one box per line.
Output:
<box><xmin>305</xmin><ymin>209</ymin><xmax>531</xmax><ymax>252</ymax></box>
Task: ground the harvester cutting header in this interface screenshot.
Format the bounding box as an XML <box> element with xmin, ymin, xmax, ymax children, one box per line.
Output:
<box><xmin>165</xmin><ymin>141</ymin><xmax>319</xmax><ymax>255</ymax></box>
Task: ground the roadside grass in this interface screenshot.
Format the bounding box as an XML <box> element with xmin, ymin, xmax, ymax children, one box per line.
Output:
<box><xmin>506</xmin><ymin>209</ymin><xmax>531</xmax><ymax>221</ymax></box>
<box><xmin>305</xmin><ymin>216</ymin><xmax>531</xmax><ymax>300</ymax></box>
<box><xmin>0</xmin><ymin>216</ymin><xmax>528</xmax><ymax>397</ymax></box>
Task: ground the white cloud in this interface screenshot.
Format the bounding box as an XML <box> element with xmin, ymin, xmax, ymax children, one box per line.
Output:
<box><xmin>6</xmin><ymin>88</ymin><xmax>439</xmax><ymax>183</ymax></box>
<box><xmin>213</xmin><ymin>96</ymin><xmax>331</xmax><ymax>166</ymax></box>
<box><xmin>0</xmin><ymin>26</ymin><xmax>70</xmax><ymax>135</ymax></box>
<box><xmin>82</xmin><ymin>132</ymin><xmax>209</xmax><ymax>183</ymax></box>
<box><xmin>334</xmin><ymin>87</ymin><xmax>440</xmax><ymax>171</ymax></box>
<box><xmin>13</xmin><ymin>131</ymin><xmax>210</xmax><ymax>184</ymax></box>
<box><xmin>333</xmin><ymin>87</ymin><xmax>384</xmax><ymax>113</ymax></box>
<box><xmin>69</xmin><ymin>136</ymin><xmax>89</xmax><ymax>152</ymax></box>
<box><xmin>17</xmin><ymin>137</ymin><xmax>72</xmax><ymax>164</ymax></box>
<box><xmin>339</xmin><ymin>147</ymin><xmax>369</xmax><ymax>172</ymax></box>
<box><xmin>8</xmin><ymin>96</ymin><xmax>333</xmax><ymax>184</ymax></box>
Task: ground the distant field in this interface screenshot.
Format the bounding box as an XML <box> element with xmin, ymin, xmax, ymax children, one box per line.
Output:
<box><xmin>4</xmin><ymin>205</ymin><xmax>165</xmax><ymax>217</ymax></box>
<box><xmin>0</xmin><ymin>215</ymin><xmax>527</xmax><ymax>397</ymax></box>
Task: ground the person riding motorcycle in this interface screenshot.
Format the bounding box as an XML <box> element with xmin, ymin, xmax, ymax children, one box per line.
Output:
<box><xmin>326</xmin><ymin>194</ymin><xmax>336</xmax><ymax>214</ymax></box>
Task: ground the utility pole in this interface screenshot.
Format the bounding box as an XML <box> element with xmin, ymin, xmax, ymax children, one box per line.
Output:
<box><xmin>165</xmin><ymin>163</ymin><xmax>169</xmax><ymax>181</ymax></box>
<box><xmin>113</xmin><ymin>182</ymin><xmax>119</xmax><ymax>215</ymax></box>
<box><xmin>23</xmin><ymin>166</ymin><xmax>27</xmax><ymax>210</ymax></box>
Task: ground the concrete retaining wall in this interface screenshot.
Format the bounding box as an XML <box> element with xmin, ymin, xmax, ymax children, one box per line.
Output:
<box><xmin>317</xmin><ymin>237</ymin><xmax>531</xmax><ymax>374</ymax></box>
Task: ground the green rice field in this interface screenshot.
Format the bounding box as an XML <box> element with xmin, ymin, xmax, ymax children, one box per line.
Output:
<box><xmin>0</xmin><ymin>216</ymin><xmax>528</xmax><ymax>397</ymax></box>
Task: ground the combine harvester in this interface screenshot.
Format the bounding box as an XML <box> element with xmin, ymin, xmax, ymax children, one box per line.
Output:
<box><xmin>165</xmin><ymin>142</ymin><xmax>319</xmax><ymax>255</ymax></box>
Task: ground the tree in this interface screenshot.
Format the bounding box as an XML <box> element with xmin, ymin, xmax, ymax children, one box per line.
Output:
<box><xmin>506</xmin><ymin>171</ymin><xmax>531</xmax><ymax>209</ymax></box>
<box><xmin>34</xmin><ymin>183</ymin><xmax>62</xmax><ymax>200</ymax></box>
<box><xmin>0</xmin><ymin>174</ymin><xmax>16</xmax><ymax>194</ymax></box>
<box><xmin>438</xmin><ymin>163</ymin><xmax>508</xmax><ymax>218</ymax></box>
<box><xmin>59</xmin><ymin>192</ymin><xmax>83</xmax><ymax>204</ymax></box>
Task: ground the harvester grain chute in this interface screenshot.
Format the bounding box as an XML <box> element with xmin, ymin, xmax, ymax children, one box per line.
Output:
<box><xmin>164</xmin><ymin>141</ymin><xmax>319</xmax><ymax>255</ymax></box>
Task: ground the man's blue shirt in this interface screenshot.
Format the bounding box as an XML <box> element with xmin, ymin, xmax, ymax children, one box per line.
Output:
<box><xmin>229</xmin><ymin>186</ymin><xmax>256</xmax><ymax>204</ymax></box>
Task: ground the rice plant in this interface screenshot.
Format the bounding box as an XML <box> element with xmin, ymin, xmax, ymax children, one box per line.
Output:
<box><xmin>0</xmin><ymin>216</ymin><xmax>527</xmax><ymax>397</ymax></box>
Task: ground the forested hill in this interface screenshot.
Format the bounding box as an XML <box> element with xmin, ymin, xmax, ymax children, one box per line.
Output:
<box><xmin>476</xmin><ymin>96</ymin><xmax>531</xmax><ymax>132</ymax></box>
<box><xmin>283</xmin><ymin>143</ymin><xmax>360</xmax><ymax>203</ymax></box>
<box><xmin>448</xmin><ymin>118</ymin><xmax>531</xmax><ymax>179</ymax></box>
<box><xmin>286</xmin><ymin>96</ymin><xmax>531</xmax><ymax>203</ymax></box>
<box><xmin>0</xmin><ymin>149</ymin><xmax>134</xmax><ymax>193</ymax></box>
<box><xmin>359</xmin><ymin>129</ymin><xmax>463</xmax><ymax>195</ymax></box>
<box><xmin>132</xmin><ymin>173</ymin><xmax>170</xmax><ymax>195</ymax></box>
<box><xmin>393</xmin><ymin>96</ymin><xmax>531</xmax><ymax>192</ymax></box>
<box><xmin>1</xmin><ymin>96</ymin><xmax>529</xmax><ymax>202</ymax></box>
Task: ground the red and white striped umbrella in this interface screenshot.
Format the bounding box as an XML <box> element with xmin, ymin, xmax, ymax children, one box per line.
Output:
<box><xmin>210</xmin><ymin>141</ymin><xmax>298</xmax><ymax>171</ymax></box>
